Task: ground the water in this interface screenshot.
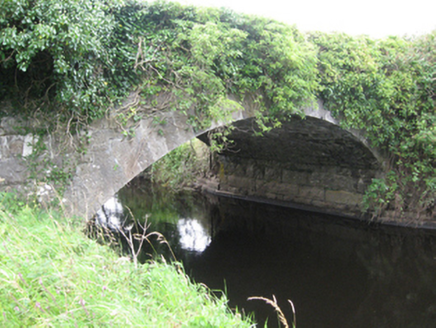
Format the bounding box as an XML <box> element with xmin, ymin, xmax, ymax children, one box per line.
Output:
<box><xmin>105</xmin><ymin>182</ymin><xmax>436</xmax><ymax>327</ymax></box>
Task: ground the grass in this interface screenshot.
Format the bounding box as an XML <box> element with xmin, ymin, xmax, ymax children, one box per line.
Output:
<box><xmin>0</xmin><ymin>193</ymin><xmax>254</xmax><ymax>327</ymax></box>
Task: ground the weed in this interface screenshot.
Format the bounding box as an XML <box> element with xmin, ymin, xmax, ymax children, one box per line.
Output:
<box><xmin>248</xmin><ymin>294</ymin><xmax>296</xmax><ymax>328</ymax></box>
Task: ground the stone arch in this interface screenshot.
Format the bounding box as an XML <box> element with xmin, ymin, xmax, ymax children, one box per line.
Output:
<box><xmin>0</xmin><ymin>95</ymin><xmax>382</xmax><ymax>219</ymax></box>
<box><xmin>62</xmin><ymin>96</ymin><xmax>382</xmax><ymax>219</ymax></box>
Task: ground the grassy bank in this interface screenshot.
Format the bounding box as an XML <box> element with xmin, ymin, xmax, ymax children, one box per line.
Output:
<box><xmin>0</xmin><ymin>193</ymin><xmax>253</xmax><ymax>327</ymax></box>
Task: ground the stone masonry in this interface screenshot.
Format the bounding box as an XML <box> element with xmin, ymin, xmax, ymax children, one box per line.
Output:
<box><xmin>0</xmin><ymin>95</ymin><xmax>384</xmax><ymax>220</ymax></box>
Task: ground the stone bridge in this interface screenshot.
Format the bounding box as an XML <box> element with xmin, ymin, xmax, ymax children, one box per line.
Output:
<box><xmin>0</xmin><ymin>94</ymin><xmax>384</xmax><ymax>219</ymax></box>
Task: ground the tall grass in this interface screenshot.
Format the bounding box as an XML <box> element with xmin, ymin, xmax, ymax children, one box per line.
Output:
<box><xmin>0</xmin><ymin>193</ymin><xmax>254</xmax><ymax>327</ymax></box>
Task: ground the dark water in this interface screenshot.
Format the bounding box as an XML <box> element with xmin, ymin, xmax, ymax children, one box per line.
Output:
<box><xmin>110</xmin><ymin>183</ymin><xmax>436</xmax><ymax>328</ymax></box>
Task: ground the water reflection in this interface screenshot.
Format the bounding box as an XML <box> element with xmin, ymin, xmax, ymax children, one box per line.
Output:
<box><xmin>94</xmin><ymin>196</ymin><xmax>125</xmax><ymax>231</ymax></box>
<box><xmin>95</xmin><ymin>185</ymin><xmax>212</xmax><ymax>256</ymax></box>
<box><xmin>203</xmin><ymin>197</ymin><xmax>436</xmax><ymax>328</ymax></box>
<box><xmin>177</xmin><ymin>218</ymin><xmax>211</xmax><ymax>252</ymax></box>
<box><xmin>97</xmin><ymin>183</ymin><xmax>436</xmax><ymax>328</ymax></box>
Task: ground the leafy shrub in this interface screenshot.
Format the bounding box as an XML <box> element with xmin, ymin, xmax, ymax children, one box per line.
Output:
<box><xmin>311</xmin><ymin>32</ymin><xmax>436</xmax><ymax>218</ymax></box>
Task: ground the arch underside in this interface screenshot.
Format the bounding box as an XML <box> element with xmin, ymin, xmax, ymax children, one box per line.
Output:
<box><xmin>199</xmin><ymin>116</ymin><xmax>381</xmax><ymax>218</ymax></box>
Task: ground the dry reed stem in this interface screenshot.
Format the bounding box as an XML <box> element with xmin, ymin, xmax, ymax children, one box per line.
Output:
<box><xmin>118</xmin><ymin>210</ymin><xmax>178</xmax><ymax>268</ymax></box>
<box><xmin>248</xmin><ymin>294</ymin><xmax>296</xmax><ymax>328</ymax></box>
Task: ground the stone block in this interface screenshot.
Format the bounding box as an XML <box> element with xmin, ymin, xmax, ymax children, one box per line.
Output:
<box><xmin>264</xmin><ymin>164</ymin><xmax>282</xmax><ymax>181</ymax></box>
<box><xmin>222</xmin><ymin>186</ymin><xmax>239</xmax><ymax>195</ymax></box>
<box><xmin>0</xmin><ymin>117</ymin><xmax>19</xmax><ymax>135</ymax></box>
<box><xmin>233</xmin><ymin>163</ymin><xmax>247</xmax><ymax>177</ymax></box>
<box><xmin>325</xmin><ymin>190</ymin><xmax>363</xmax><ymax>206</ymax></box>
<box><xmin>292</xmin><ymin>196</ymin><xmax>313</xmax><ymax>206</ymax></box>
<box><xmin>308</xmin><ymin>171</ymin><xmax>325</xmax><ymax>185</ymax></box>
<box><xmin>0</xmin><ymin>158</ymin><xmax>28</xmax><ymax>183</ymax></box>
<box><xmin>243</xmin><ymin>164</ymin><xmax>253</xmax><ymax>178</ymax></box>
<box><xmin>307</xmin><ymin>167</ymin><xmax>358</xmax><ymax>192</ymax></box>
<box><xmin>282</xmin><ymin>169</ymin><xmax>309</xmax><ymax>185</ymax></box>
<box><xmin>252</xmin><ymin>165</ymin><xmax>265</xmax><ymax>180</ymax></box>
<box><xmin>320</xmin><ymin>174</ymin><xmax>356</xmax><ymax>192</ymax></box>
<box><xmin>254</xmin><ymin>180</ymin><xmax>271</xmax><ymax>197</ymax></box>
<box><xmin>280</xmin><ymin>185</ymin><xmax>302</xmax><ymax>201</ymax></box>
<box><xmin>22</xmin><ymin>134</ymin><xmax>37</xmax><ymax>157</ymax></box>
<box><xmin>311</xmin><ymin>200</ymin><xmax>329</xmax><ymax>209</ymax></box>
<box><xmin>0</xmin><ymin>136</ymin><xmax>25</xmax><ymax>159</ymax></box>
<box><xmin>222</xmin><ymin>161</ymin><xmax>236</xmax><ymax>174</ymax></box>
<box><xmin>357</xmin><ymin>178</ymin><xmax>367</xmax><ymax>193</ymax></box>
<box><xmin>273</xmin><ymin>182</ymin><xmax>300</xmax><ymax>197</ymax></box>
<box><xmin>299</xmin><ymin>185</ymin><xmax>325</xmax><ymax>201</ymax></box>
<box><xmin>225</xmin><ymin>175</ymin><xmax>255</xmax><ymax>191</ymax></box>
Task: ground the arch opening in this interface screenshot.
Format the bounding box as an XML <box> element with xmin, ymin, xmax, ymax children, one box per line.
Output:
<box><xmin>199</xmin><ymin>116</ymin><xmax>382</xmax><ymax>218</ymax></box>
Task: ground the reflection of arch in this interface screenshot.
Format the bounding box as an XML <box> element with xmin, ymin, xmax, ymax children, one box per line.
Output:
<box><xmin>63</xmin><ymin>95</ymin><xmax>383</xmax><ymax>219</ymax></box>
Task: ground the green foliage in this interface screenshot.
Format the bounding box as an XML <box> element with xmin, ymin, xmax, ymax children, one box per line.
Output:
<box><xmin>0</xmin><ymin>0</ymin><xmax>317</xmax><ymax>125</ymax></box>
<box><xmin>0</xmin><ymin>0</ymin><xmax>125</xmax><ymax>121</ymax></box>
<box><xmin>311</xmin><ymin>32</ymin><xmax>436</xmax><ymax>217</ymax></box>
<box><xmin>0</xmin><ymin>193</ymin><xmax>253</xmax><ymax>326</ymax></box>
<box><xmin>149</xmin><ymin>139</ymin><xmax>209</xmax><ymax>191</ymax></box>
<box><xmin>109</xmin><ymin>1</ymin><xmax>315</xmax><ymax>133</ymax></box>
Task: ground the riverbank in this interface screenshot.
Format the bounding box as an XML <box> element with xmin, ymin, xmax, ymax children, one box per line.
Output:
<box><xmin>0</xmin><ymin>193</ymin><xmax>253</xmax><ymax>327</ymax></box>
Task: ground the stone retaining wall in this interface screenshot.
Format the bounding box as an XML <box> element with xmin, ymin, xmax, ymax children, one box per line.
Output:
<box><xmin>216</xmin><ymin>157</ymin><xmax>378</xmax><ymax>217</ymax></box>
<box><xmin>0</xmin><ymin>117</ymin><xmax>34</xmax><ymax>192</ymax></box>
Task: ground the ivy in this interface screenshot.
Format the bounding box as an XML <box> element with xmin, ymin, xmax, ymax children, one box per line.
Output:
<box><xmin>311</xmin><ymin>32</ymin><xmax>436</xmax><ymax>218</ymax></box>
<box><xmin>108</xmin><ymin>1</ymin><xmax>319</xmax><ymax>133</ymax></box>
<box><xmin>0</xmin><ymin>0</ymin><xmax>125</xmax><ymax>121</ymax></box>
